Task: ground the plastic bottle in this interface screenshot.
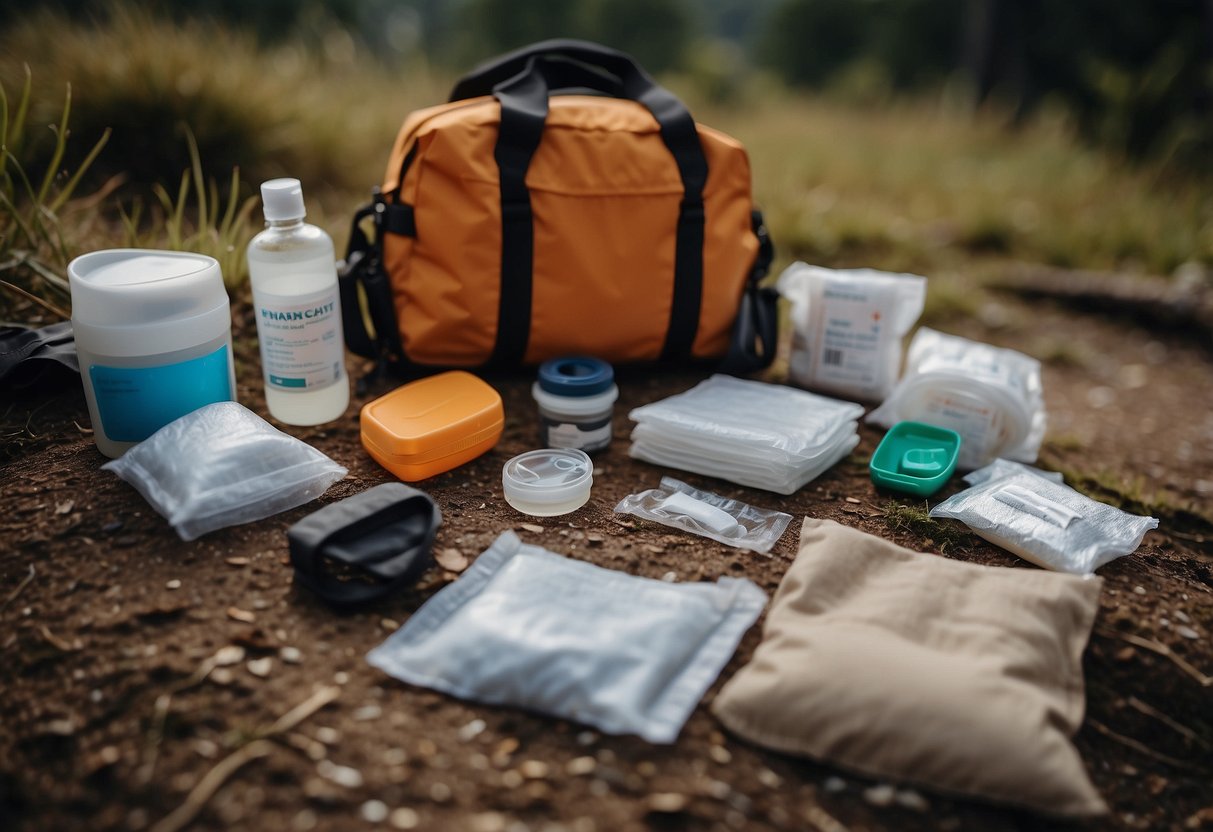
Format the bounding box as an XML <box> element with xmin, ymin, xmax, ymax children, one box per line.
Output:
<box><xmin>247</xmin><ymin>178</ymin><xmax>350</xmax><ymax>425</ymax></box>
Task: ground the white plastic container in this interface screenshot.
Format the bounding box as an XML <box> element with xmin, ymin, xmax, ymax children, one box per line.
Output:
<box><xmin>532</xmin><ymin>356</ymin><xmax>618</xmax><ymax>453</ymax></box>
<box><xmin>68</xmin><ymin>249</ymin><xmax>236</xmax><ymax>458</ymax></box>
<box><xmin>868</xmin><ymin>328</ymin><xmax>1045</xmax><ymax>469</ymax></box>
<box><xmin>247</xmin><ymin>178</ymin><xmax>349</xmax><ymax>426</ymax></box>
<box><xmin>502</xmin><ymin>448</ymin><xmax>593</xmax><ymax>516</ymax></box>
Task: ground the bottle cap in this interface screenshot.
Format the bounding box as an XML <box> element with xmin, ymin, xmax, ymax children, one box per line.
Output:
<box><xmin>260</xmin><ymin>178</ymin><xmax>306</xmax><ymax>221</ymax></box>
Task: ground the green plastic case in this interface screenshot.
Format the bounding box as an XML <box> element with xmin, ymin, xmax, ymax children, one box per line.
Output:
<box><xmin>869</xmin><ymin>421</ymin><xmax>962</xmax><ymax>497</ymax></box>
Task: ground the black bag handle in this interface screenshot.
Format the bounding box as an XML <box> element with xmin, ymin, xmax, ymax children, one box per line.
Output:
<box><xmin>452</xmin><ymin>39</ymin><xmax>654</xmax><ymax>103</ymax></box>
<box><xmin>484</xmin><ymin>43</ymin><xmax>708</xmax><ymax>367</ymax></box>
<box><xmin>721</xmin><ymin>211</ymin><xmax>779</xmax><ymax>375</ymax></box>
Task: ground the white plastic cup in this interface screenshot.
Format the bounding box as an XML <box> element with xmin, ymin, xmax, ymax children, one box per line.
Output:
<box><xmin>532</xmin><ymin>356</ymin><xmax>618</xmax><ymax>454</ymax></box>
<box><xmin>69</xmin><ymin>249</ymin><xmax>236</xmax><ymax>458</ymax></box>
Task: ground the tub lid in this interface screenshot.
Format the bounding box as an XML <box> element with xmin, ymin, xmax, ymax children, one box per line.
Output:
<box><xmin>68</xmin><ymin>249</ymin><xmax>226</xmax><ymax>327</ymax></box>
<box><xmin>537</xmin><ymin>356</ymin><xmax>614</xmax><ymax>397</ymax></box>
<box><xmin>502</xmin><ymin>448</ymin><xmax>593</xmax><ymax>508</ymax></box>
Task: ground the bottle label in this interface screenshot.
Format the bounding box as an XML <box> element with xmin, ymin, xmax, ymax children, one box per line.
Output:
<box><xmin>90</xmin><ymin>345</ymin><xmax>233</xmax><ymax>442</ymax></box>
<box><xmin>543</xmin><ymin>416</ymin><xmax>612</xmax><ymax>453</ymax></box>
<box><xmin>254</xmin><ymin>286</ymin><xmax>344</xmax><ymax>391</ymax></box>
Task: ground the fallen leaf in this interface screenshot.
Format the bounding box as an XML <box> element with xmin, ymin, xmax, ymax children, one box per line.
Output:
<box><xmin>435</xmin><ymin>548</ymin><xmax>469</xmax><ymax>572</ymax></box>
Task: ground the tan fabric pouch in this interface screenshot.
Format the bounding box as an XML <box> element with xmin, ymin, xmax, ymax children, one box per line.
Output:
<box><xmin>712</xmin><ymin>518</ymin><xmax>1106</xmax><ymax>816</ymax></box>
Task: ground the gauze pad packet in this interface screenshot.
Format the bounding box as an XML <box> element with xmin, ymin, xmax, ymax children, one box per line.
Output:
<box><xmin>104</xmin><ymin>401</ymin><xmax>347</xmax><ymax>541</ymax></box>
<box><xmin>367</xmin><ymin>531</ymin><xmax>767</xmax><ymax>743</ymax></box>
<box><xmin>929</xmin><ymin>460</ymin><xmax>1158</xmax><ymax>574</ymax></box>
<box><xmin>614</xmin><ymin>477</ymin><xmax>794</xmax><ymax>554</ymax></box>
<box><xmin>778</xmin><ymin>262</ymin><xmax>926</xmax><ymax>402</ymax></box>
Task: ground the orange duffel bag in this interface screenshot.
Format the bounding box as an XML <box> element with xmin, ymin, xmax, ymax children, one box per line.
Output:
<box><xmin>339</xmin><ymin>40</ymin><xmax>776</xmax><ymax>375</ymax></box>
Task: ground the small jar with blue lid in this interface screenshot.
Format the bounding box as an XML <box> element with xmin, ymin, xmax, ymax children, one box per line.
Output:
<box><xmin>532</xmin><ymin>356</ymin><xmax>618</xmax><ymax>454</ymax></box>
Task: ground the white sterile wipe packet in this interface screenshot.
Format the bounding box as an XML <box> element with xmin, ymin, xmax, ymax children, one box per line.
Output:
<box><xmin>367</xmin><ymin>531</ymin><xmax>767</xmax><ymax>743</ymax></box>
<box><xmin>778</xmin><ymin>262</ymin><xmax>926</xmax><ymax>402</ymax></box>
<box><xmin>869</xmin><ymin>328</ymin><xmax>1046</xmax><ymax>470</ymax></box>
<box><xmin>614</xmin><ymin>477</ymin><xmax>794</xmax><ymax>554</ymax></box>
<box><xmin>629</xmin><ymin>374</ymin><xmax>864</xmax><ymax>460</ymax></box>
<box><xmin>929</xmin><ymin>460</ymin><xmax>1158</xmax><ymax>574</ymax></box>
<box><xmin>103</xmin><ymin>401</ymin><xmax>347</xmax><ymax>541</ymax></box>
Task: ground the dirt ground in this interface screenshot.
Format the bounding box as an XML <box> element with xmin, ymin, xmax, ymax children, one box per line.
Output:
<box><xmin>2</xmin><ymin>282</ymin><xmax>1211</xmax><ymax>832</ymax></box>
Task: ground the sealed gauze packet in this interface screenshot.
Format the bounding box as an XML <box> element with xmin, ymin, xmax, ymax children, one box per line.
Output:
<box><xmin>368</xmin><ymin>531</ymin><xmax>766</xmax><ymax>743</ymax></box>
<box><xmin>929</xmin><ymin>460</ymin><xmax>1158</xmax><ymax>574</ymax></box>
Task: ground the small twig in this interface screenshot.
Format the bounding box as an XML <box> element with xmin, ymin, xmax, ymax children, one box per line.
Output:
<box><xmin>138</xmin><ymin>655</ymin><xmax>220</xmax><ymax>785</ymax></box>
<box><xmin>0</xmin><ymin>278</ymin><xmax>70</xmax><ymax>320</ymax></box>
<box><xmin>3</xmin><ymin>564</ymin><xmax>36</xmax><ymax>611</ymax></box>
<box><xmin>261</xmin><ymin>686</ymin><xmax>341</xmax><ymax>737</ymax></box>
<box><xmin>149</xmin><ymin>687</ymin><xmax>340</xmax><ymax>832</ymax></box>
<box><xmin>1088</xmin><ymin>719</ymin><xmax>1204</xmax><ymax>771</ymax></box>
<box><xmin>804</xmin><ymin>803</ymin><xmax>851</xmax><ymax>832</ymax></box>
<box><xmin>39</xmin><ymin>625</ymin><xmax>73</xmax><ymax>652</ymax></box>
<box><xmin>1127</xmin><ymin>696</ymin><xmax>1212</xmax><ymax>750</ymax></box>
<box><xmin>148</xmin><ymin>739</ymin><xmax>273</xmax><ymax>832</ymax></box>
<box><xmin>1097</xmin><ymin>628</ymin><xmax>1213</xmax><ymax>688</ymax></box>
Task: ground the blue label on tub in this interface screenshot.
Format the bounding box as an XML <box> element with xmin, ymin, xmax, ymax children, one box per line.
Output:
<box><xmin>90</xmin><ymin>345</ymin><xmax>233</xmax><ymax>442</ymax></box>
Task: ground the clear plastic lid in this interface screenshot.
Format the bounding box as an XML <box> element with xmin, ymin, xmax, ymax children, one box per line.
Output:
<box><xmin>502</xmin><ymin>448</ymin><xmax>593</xmax><ymax>516</ymax></box>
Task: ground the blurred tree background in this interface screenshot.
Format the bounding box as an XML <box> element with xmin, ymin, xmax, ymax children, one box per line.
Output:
<box><xmin>1</xmin><ymin>0</ymin><xmax>1210</xmax><ymax>316</ymax></box>
<box><xmin>9</xmin><ymin>0</ymin><xmax>1211</xmax><ymax>170</ymax></box>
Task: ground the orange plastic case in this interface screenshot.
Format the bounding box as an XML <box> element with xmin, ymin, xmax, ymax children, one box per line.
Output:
<box><xmin>361</xmin><ymin>371</ymin><xmax>504</xmax><ymax>482</ymax></box>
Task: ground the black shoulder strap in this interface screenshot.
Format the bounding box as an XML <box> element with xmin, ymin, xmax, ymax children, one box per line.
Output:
<box><xmin>721</xmin><ymin>210</ymin><xmax>778</xmax><ymax>375</ymax></box>
<box><xmin>338</xmin><ymin>190</ymin><xmax>406</xmax><ymax>377</ymax></box>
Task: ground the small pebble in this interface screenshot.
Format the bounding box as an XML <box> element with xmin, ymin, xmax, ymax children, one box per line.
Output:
<box><xmin>227</xmin><ymin>607</ymin><xmax>256</xmax><ymax>623</ymax></box>
<box><xmin>709</xmin><ymin>746</ymin><xmax>732</xmax><ymax>765</ymax></box>
<box><xmin>576</xmin><ymin>731</ymin><xmax>598</xmax><ymax>746</ymax></box>
<box><xmin>214</xmin><ymin>645</ymin><xmax>246</xmax><ymax>666</ymax></box>
<box><xmin>1133</xmin><ymin>586</ymin><xmax>1147</xmax><ymax>596</ymax></box>
<box><xmin>895</xmin><ymin>789</ymin><xmax>930</xmax><ymax>812</ymax></box>
<box><xmin>315</xmin><ymin>727</ymin><xmax>341</xmax><ymax>745</ymax></box>
<box><xmin>757</xmin><ymin>768</ymin><xmax>782</xmax><ymax>788</ymax></box>
<box><xmin>823</xmin><ymin>776</ymin><xmax>847</xmax><ymax>793</ymax></box>
<box><xmin>429</xmin><ymin>782</ymin><xmax>452</xmax><ymax>802</ymax></box>
<box><xmin>317</xmin><ymin>760</ymin><xmax>363</xmax><ymax>789</ymax></box>
<box><xmin>647</xmin><ymin>793</ymin><xmax>689</xmax><ymax>813</ymax></box>
<box><xmin>566</xmin><ymin>756</ymin><xmax>597</xmax><ymax>776</ymax></box>
<box><xmin>1175</xmin><ymin>610</ymin><xmax>1191</xmax><ymax>624</ymax></box>
<box><xmin>519</xmin><ymin>760</ymin><xmax>550</xmax><ymax>779</ymax></box>
<box><xmin>660</xmin><ymin>571</ymin><xmax>678</xmax><ymax>582</ymax></box>
<box><xmin>353</xmin><ymin>705</ymin><xmax>383</xmax><ymax>722</ymax></box>
<box><xmin>280</xmin><ymin>646</ymin><xmax>303</xmax><ymax>664</ymax></box>
<box><xmin>334</xmin><ymin>672</ymin><xmax>350</xmax><ymax>685</ymax></box>
<box><xmin>469</xmin><ymin>812</ymin><xmax>507</xmax><ymax>832</ymax></box>
<box><xmin>362</xmin><ymin>800</ymin><xmax>389</xmax><ymax>823</ymax></box>
<box><xmin>1177</xmin><ymin>626</ymin><xmax>1200</xmax><ymax>640</ymax></box>
<box><xmin>247</xmin><ymin>657</ymin><xmax>273</xmax><ymax>678</ymax></box>
<box><xmin>390</xmin><ymin>808</ymin><xmax>420</xmax><ymax>829</ymax></box>
<box><xmin>166</xmin><ymin>579</ymin><xmax>182</xmax><ymax>590</ymax></box>
<box><xmin>435</xmin><ymin>548</ymin><xmax>469</xmax><ymax>573</ymax></box>
<box><xmin>380</xmin><ymin>618</ymin><xmax>400</xmax><ymax>632</ymax></box>
<box><xmin>211</xmin><ymin>668</ymin><xmax>234</xmax><ymax>685</ymax></box>
<box><xmin>225</xmin><ymin>557</ymin><xmax>250</xmax><ymax>567</ymax></box>
<box><xmin>863</xmin><ymin>784</ymin><xmax>897</xmax><ymax>807</ymax></box>
<box><xmin>520</xmin><ymin>523</ymin><xmax>544</xmax><ymax>533</ymax></box>
<box><xmin>459</xmin><ymin>719</ymin><xmax>487</xmax><ymax>742</ymax></box>
<box><xmin>500</xmin><ymin>771</ymin><xmax>524</xmax><ymax>789</ymax></box>
<box><xmin>383</xmin><ymin>748</ymin><xmax>408</xmax><ymax>766</ymax></box>
<box><xmin>586</xmin><ymin>534</ymin><xmax>604</xmax><ymax>546</ymax></box>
